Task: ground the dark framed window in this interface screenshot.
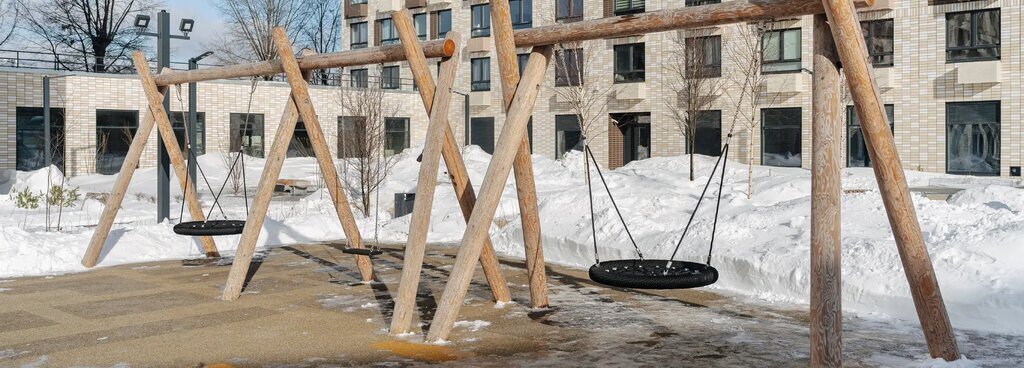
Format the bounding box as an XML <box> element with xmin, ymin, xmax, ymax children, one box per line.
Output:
<box><xmin>471</xmin><ymin>4</ymin><xmax>491</xmax><ymax>38</ymax></box>
<box><xmin>16</xmin><ymin>107</ymin><xmax>65</xmax><ymax>172</ymax></box>
<box><xmin>762</xmin><ymin>28</ymin><xmax>802</xmax><ymax>73</ymax></box>
<box><xmin>470</xmin><ymin>117</ymin><xmax>495</xmax><ymax>154</ymax></box>
<box><xmin>350</xmin><ymin>22</ymin><xmax>368</xmax><ymax>49</ymax></box>
<box><xmin>169</xmin><ymin>111</ymin><xmax>205</xmax><ymax>156</ymax></box>
<box><xmin>862</xmin><ymin>19</ymin><xmax>894</xmax><ymax>67</ymax></box>
<box><xmin>946</xmin><ymin>9</ymin><xmax>1000</xmax><ymax>62</ymax></box>
<box><xmin>694</xmin><ymin>110</ymin><xmax>722</xmax><ymax>156</ymax></box>
<box><xmin>614</xmin><ymin>0</ymin><xmax>645</xmax><ymax>15</ymax></box>
<box><xmin>351</xmin><ymin>68</ymin><xmax>368</xmax><ymax>88</ymax></box>
<box><xmin>510</xmin><ymin>0</ymin><xmax>532</xmax><ymax>29</ymax></box>
<box><xmin>385</xmin><ymin>118</ymin><xmax>411</xmax><ymax>156</ymax></box>
<box><xmin>686</xmin><ymin>0</ymin><xmax>719</xmax><ymax>5</ymax></box>
<box><xmin>338</xmin><ymin>116</ymin><xmax>367</xmax><ymax>158</ymax></box>
<box><xmin>556</xmin><ymin>0</ymin><xmax>583</xmax><ymax>22</ymax></box>
<box><xmin>555</xmin><ymin>114</ymin><xmax>583</xmax><ymax>159</ymax></box>
<box><xmin>381</xmin><ymin>66</ymin><xmax>400</xmax><ymax>89</ymax></box>
<box><xmin>379</xmin><ymin>18</ymin><xmax>399</xmax><ymax>45</ymax></box>
<box><xmin>761</xmin><ymin>107</ymin><xmax>802</xmax><ymax>167</ymax></box>
<box><xmin>434</xmin><ymin>10</ymin><xmax>452</xmax><ymax>39</ymax></box>
<box><xmin>230</xmin><ymin>113</ymin><xmax>265</xmax><ymax>158</ymax></box>
<box><xmin>946</xmin><ymin>101</ymin><xmax>1000</xmax><ymax>176</ymax></box>
<box><xmin>517</xmin><ymin>53</ymin><xmax>529</xmax><ymax>76</ymax></box>
<box><xmin>847</xmin><ymin>104</ymin><xmax>894</xmax><ymax>168</ymax></box>
<box><xmin>287</xmin><ymin>120</ymin><xmax>314</xmax><ymax>158</ymax></box>
<box><xmin>413</xmin><ymin>13</ymin><xmax>428</xmax><ymax>40</ymax></box>
<box><xmin>95</xmin><ymin>110</ymin><xmax>139</xmax><ymax>175</ymax></box>
<box><xmin>686</xmin><ymin>35</ymin><xmax>722</xmax><ymax>78</ymax></box>
<box><xmin>555</xmin><ymin>48</ymin><xmax>583</xmax><ymax>86</ymax></box>
<box><xmin>471</xmin><ymin>57</ymin><xmax>491</xmax><ymax>91</ymax></box>
<box><xmin>613</xmin><ymin>43</ymin><xmax>645</xmax><ymax>83</ymax></box>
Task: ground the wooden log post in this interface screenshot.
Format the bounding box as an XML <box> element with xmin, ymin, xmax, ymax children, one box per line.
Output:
<box><xmin>810</xmin><ymin>13</ymin><xmax>843</xmax><ymax>368</ymax></box>
<box><xmin>821</xmin><ymin>0</ymin><xmax>960</xmax><ymax>361</ymax></box>
<box><xmin>491</xmin><ymin>0</ymin><xmax>549</xmax><ymax>309</ymax></box>
<box><xmin>426</xmin><ymin>46</ymin><xmax>553</xmax><ymax>342</ymax></box>
<box><xmin>389</xmin><ymin>13</ymin><xmax>511</xmax><ymax>335</ymax></box>
<box><xmin>221</xmin><ymin>51</ymin><xmax>313</xmax><ymax>301</ymax></box>
<box><xmin>81</xmin><ymin>66</ymin><xmax>220</xmax><ymax>267</ymax></box>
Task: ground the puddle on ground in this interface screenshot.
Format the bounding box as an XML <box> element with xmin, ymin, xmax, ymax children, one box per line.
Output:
<box><xmin>371</xmin><ymin>340</ymin><xmax>463</xmax><ymax>363</ymax></box>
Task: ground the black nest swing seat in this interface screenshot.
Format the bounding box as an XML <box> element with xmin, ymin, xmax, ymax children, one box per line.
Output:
<box><xmin>582</xmin><ymin>138</ymin><xmax>731</xmax><ymax>290</ymax></box>
<box><xmin>173</xmin><ymin>220</ymin><xmax>247</xmax><ymax>236</ymax></box>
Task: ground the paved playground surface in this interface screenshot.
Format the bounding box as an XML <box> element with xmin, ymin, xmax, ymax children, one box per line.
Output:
<box><xmin>1</xmin><ymin>243</ymin><xmax>1021</xmax><ymax>367</ymax></box>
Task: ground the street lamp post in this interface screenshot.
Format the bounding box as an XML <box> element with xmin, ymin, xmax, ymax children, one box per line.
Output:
<box><xmin>187</xmin><ymin>51</ymin><xmax>214</xmax><ymax>186</ymax></box>
<box><xmin>136</xmin><ymin>10</ymin><xmax>194</xmax><ymax>223</ymax></box>
<box><xmin>451</xmin><ymin>91</ymin><xmax>471</xmax><ymax>145</ymax></box>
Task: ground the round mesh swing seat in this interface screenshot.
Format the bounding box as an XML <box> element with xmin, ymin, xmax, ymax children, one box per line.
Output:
<box><xmin>588</xmin><ymin>259</ymin><xmax>719</xmax><ymax>290</ymax></box>
<box><xmin>173</xmin><ymin>220</ymin><xmax>247</xmax><ymax>236</ymax></box>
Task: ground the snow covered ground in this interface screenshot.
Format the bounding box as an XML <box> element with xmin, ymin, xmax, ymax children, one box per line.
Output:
<box><xmin>1</xmin><ymin>147</ymin><xmax>1022</xmax><ymax>338</ymax></box>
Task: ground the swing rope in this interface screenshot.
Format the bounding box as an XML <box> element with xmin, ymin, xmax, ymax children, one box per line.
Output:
<box><xmin>583</xmin><ymin>144</ymin><xmax>644</xmax><ymax>263</ymax></box>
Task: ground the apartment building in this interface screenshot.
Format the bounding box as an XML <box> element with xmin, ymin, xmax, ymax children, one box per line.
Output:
<box><xmin>342</xmin><ymin>0</ymin><xmax>1021</xmax><ymax>177</ymax></box>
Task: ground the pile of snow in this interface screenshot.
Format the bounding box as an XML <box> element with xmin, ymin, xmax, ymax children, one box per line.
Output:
<box><xmin>1</xmin><ymin>147</ymin><xmax>1023</xmax><ymax>336</ymax></box>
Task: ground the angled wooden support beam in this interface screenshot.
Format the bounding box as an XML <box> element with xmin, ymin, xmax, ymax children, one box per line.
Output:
<box><xmin>491</xmin><ymin>0</ymin><xmax>548</xmax><ymax>308</ymax></box>
<box><xmin>81</xmin><ymin>57</ymin><xmax>220</xmax><ymax>268</ymax></box>
<box><xmin>389</xmin><ymin>13</ymin><xmax>511</xmax><ymax>335</ymax></box>
<box><xmin>221</xmin><ymin>51</ymin><xmax>314</xmax><ymax>301</ymax></box>
<box><xmin>427</xmin><ymin>46</ymin><xmax>553</xmax><ymax>343</ymax></box>
<box><xmin>821</xmin><ymin>0</ymin><xmax>959</xmax><ymax>361</ymax></box>
<box><xmin>810</xmin><ymin>13</ymin><xmax>843</xmax><ymax>368</ymax></box>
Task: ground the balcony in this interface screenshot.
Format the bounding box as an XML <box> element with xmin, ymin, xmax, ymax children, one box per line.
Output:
<box><xmin>406</xmin><ymin>0</ymin><xmax>427</xmax><ymax>8</ymax></box>
<box><xmin>860</xmin><ymin>0</ymin><xmax>893</xmax><ymax>11</ymax></box>
<box><xmin>467</xmin><ymin>37</ymin><xmax>492</xmax><ymax>53</ymax></box>
<box><xmin>345</xmin><ymin>2</ymin><xmax>368</xmax><ymax>18</ymax></box>
<box><xmin>614</xmin><ymin>83</ymin><xmax>646</xmax><ymax>100</ymax></box>
<box><xmin>470</xmin><ymin>91</ymin><xmax>491</xmax><ymax>107</ymax></box>
<box><xmin>956</xmin><ymin>60</ymin><xmax>1001</xmax><ymax>84</ymax></box>
<box><xmin>761</xmin><ymin>73</ymin><xmax>804</xmax><ymax>94</ymax></box>
<box><xmin>377</xmin><ymin>0</ymin><xmax>403</xmax><ymax>12</ymax></box>
<box><xmin>426</xmin><ymin>0</ymin><xmax>451</xmax><ymax>5</ymax></box>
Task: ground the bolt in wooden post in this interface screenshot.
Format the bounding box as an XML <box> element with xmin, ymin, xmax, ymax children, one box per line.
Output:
<box><xmin>821</xmin><ymin>0</ymin><xmax>960</xmax><ymax>360</ymax></box>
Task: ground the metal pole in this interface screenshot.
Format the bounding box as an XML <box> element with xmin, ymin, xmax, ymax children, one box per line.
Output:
<box><xmin>464</xmin><ymin>93</ymin><xmax>470</xmax><ymax>146</ymax></box>
<box><xmin>156</xmin><ymin>10</ymin><xmax>171</xmax><ymax>222</ymax></box>
<box><xmin>187</xmin><ymin>59</ymin><xmax>198</xmax><ymax>186</ymax></box>
<box><xmin>43</xmin><ymin>76</ymin><xmax>51</xmax><ymax>231</ymax></box>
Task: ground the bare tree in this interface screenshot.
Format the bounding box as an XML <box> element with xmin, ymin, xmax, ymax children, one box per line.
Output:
<box><xmin>552</xmin><ymin>41</ymin><xmax>613</xmax><ymax>146</ymax></box>
<box><xmin>725</xmin><ymin>20</ymin><xmax>779</xmax><ymax>198</ymax></box>
<box><xmin>666</xmin><ymin>28</ymin><xmax>726</xmax><ymax>181</ymax></box>
<box><xmin>0</xmin><ymin>0</ymin><xmax>18</xmax><ymax>47</ymax></box>
<box><xmin>209</xmin><ymin>0</ymin><xmax>310</xmax><ymax>66</ymax></box>
<box><xmin>17</xmin><ymin>0</ymin><xmax>158</xmax><ymax>72</ymax></box>
<box><xmin>336</xmin><ymin>68</ymin><xmax>402</xmax><ymax>216</ymax></box>
<box><xmin>299</xmin><ymin>0</ymin><xmax>340</xmax><ymax>85</ymax></box>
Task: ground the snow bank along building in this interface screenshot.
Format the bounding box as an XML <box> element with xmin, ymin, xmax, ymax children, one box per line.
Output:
<box><xmin>1</xmin><ymin>0</ymin><xmax>1021</xmax><ymax>183</ymax></box>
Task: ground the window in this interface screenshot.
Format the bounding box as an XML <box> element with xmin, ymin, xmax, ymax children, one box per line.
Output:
<box><xmin>350</xmin><ymin>22</ymin><xmax>368</xmax><ymax>49</ymax></box>
<box><xmin>471</xmin><ymin>58</ymin><xmax>491</xmax><ymax>91</ymax></box>
<box><xmin>555</xmin><ymin>48</ymin><xmax>583</xmax><ymax>86</ymax></box>
<box><xmin>230</xmin><ymin>113</ymin><xmax>265</xmax><ymax>158</ymax></box>
<box><xmin>517</xmin><ymin>53</ymin><xmax>529</xmax><ymax>76</ymax></box>
<box><xmin>686</xmin><ymin>0</ymin><xmax>719</xmax><ymax>5</ymax></box>
<box><xmin>555</xmin><ymin>115</ymin><xmax>583</xmax><ymax>159</ymax></box>
<box><xmin>557</xmin><ymin>0</ymin><xmax>583</xmax><ymax>22</ymax></box>
<box><xmin>16</xmin><ymin>107</ymin><xmax>65</xmax><ymax>172</ymax></box>
<box><xmin>614</xmin><ymin>0</ymin><xmax>644</xmax><ymax>15</ymax></box>
<box><xmin>694</xmin><ymin>110</ymin><xmax>722</xmax><ymax>156</ymax></box>
<box><xmin>847</xmin><ymin>104</ymin><xmax>894</xmax><ymax>168</ymax></box>
<box><xmin>413</xmin><ymin>13</ymin><xmax>428</xmax><ymax>40</ymax></box>
<box><xmin>95</xmin><ymin>110</ymin><xmax>138</xmax><ymax>175</ymax></box>
<box><xmin>350</xmin><ymin>0</ymin><xmax>367</xmax><ymax>4</ymax></box>
<box><xmin>862</xmin><ymin>19</ymin><xmax>894</xmax><ymax>67</ymax></box>
<box><xmin>946</xmin><ymin>9</ymin><xmax>1000</xmax><ymax>62</ymax></box>
<box><xmin>686</xmin><ymin>35</ymin><xmax>722</xmax><ymax>78</ymax></box>
<box><xmin>434</xmin><ymin>10</ymin><xmax>452</xmax><ymax>39</ymax></box>
<box><xmin>471</xmin><ymin>4</ymin><xmax>491</xmax><ymax>38</ymax></box>
<box><xmin>351</xmin><ymin>68</ymin><xmax>368</xmax><ymax>88</ymax></box>
<box><xmin>470</xmin><ymin>117</ymin><xmax>495</xmax><ymax>154</ymax></box>
<box><xmin>378</xmin><ymin>18</ymin><xmax>399</xmax><ymax>46</ymax></box>
<box><xmin>338</xmin><ymin>116</ymin><xmax>367</xmax><ymax>158</ymax></box>
<box><xmin>381</xmin><ymin>66</ymin><xmax>400</xmax><ymax>90</ymax></box>
<box><xmin>613</xmin><ymin>43</ymin><xmax>645</xmax><ymax>83</ymax></box>
<box><xmin>169</xmin><ymin>111</ymin><xmax>205</xmax><ymax>156</ymax></box>
<box><xmin>946</xmin><ymin>101</ymin><xmax>1000</xmax><ymax>176</ymax></box>
<box><xmin>510</xmin><ymin>0</ymin><xmax>532</xmax><ymax>30</ymax></box>
<box><xmin>287</xmin><ymin>121</ymin><xmax>314</xmax><ymax>158</ymax></box>
<box><xmin>385</xmin><ymin>118</ymin><xmax>411</xmax><ymax>156</ymax></box>
<box><xmin>762</xmin><ymin>28</ymin><xmax>802</xmax><ymax>73</ymax></box>
<box><xmin>761</xmin><ymin>108</ymin><xmax>802</xmax><ymax>167</ymax></box>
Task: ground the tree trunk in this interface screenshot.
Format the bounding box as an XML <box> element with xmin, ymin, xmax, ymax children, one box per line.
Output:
<box><xmin>92</xmin><ymin>39</ymin><xmax>110</xmax><ymax>72</ymax></box>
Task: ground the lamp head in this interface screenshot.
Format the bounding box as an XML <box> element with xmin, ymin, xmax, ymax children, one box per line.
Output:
<box><xmin>179</xmin><ymin>19</ymin><xmax>194</xmax><ymax>35</ymax></box>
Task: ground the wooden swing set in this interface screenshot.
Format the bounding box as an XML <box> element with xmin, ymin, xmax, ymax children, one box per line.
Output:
<box><xmin>80</xmin><ymin>0</ymin><xmax>960</xmax><ymax>365</ymax></box>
